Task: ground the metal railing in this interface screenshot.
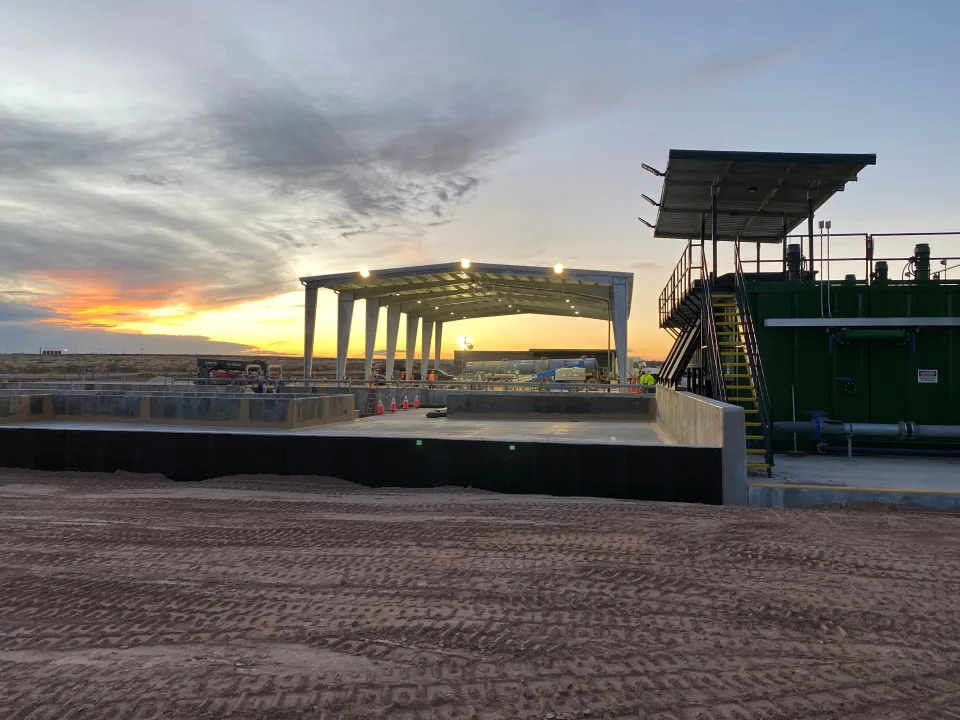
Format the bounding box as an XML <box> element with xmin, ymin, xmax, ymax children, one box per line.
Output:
<box><xmin>660</xmin><ymin>232</ymin><xmax>960</xmax><ymax>330</ymax></box>
<box><xmin>159</xmin><ymin>376</ymin><xmax>653</xmax><ymax>394</ymax></box>
<box><xmin>699</xmin><ymin>243</ymin><xmax>726</xmax><ymax>403</ymax></box>
<box><xmin>658</xmin><ymin>240</ymin><xmax>701</xmax><ymax>330</ymax></box>
<box><xmin>734</xmin><ymin>241</ymin><xmax>773</xmax><ymax>469</ymax></box>
<box><xmin>743</xmin><ymin>230</ymin><xmax>960</xmax><ymax>284</ymax></box>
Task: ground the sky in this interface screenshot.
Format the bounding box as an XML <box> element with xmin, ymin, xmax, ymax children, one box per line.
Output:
<box><xmin>1</xmin><ymin>0</ymin><xmax>958</xmax><ymax>360</ymax></box>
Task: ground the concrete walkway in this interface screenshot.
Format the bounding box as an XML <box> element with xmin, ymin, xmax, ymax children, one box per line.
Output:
<box><xmin>750</xmin><ymin>454</ymin><xmax>960</xmax><ymax>511</ymax></box>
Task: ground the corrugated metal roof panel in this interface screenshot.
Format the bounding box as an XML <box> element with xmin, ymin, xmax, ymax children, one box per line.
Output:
<box><xmin>652</xmin><ymin>149</ymin><xmax>876</xmax><ymax>243</ymax></box>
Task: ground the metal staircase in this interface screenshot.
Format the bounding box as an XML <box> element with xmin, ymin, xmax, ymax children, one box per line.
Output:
<box><xmin>711</xmin><ymin>293</ymin><xmax>772</xmax><ymax>474</ymax></box>
<box><xmin>658</xmin><ymin>239</ymin><xmax>774</xmax><ymax>475</ymax></box>
<box><xmin>658</xmin><ymin>317</ymin><xmax>701</xmax><ymax>387</ymax></box>
<box><xmin>709</xmin><ymin>242</ymin><xmax>774</xmax><ymax>475</ymax></box>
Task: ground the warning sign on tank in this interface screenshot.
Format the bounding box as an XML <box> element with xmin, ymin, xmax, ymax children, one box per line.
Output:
<box><xmin>918</xmin><ymin>369</ymin><xmax>938</xmax><ymax>384</ymax></box>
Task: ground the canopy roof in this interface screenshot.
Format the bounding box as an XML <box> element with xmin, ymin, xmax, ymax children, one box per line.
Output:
<box><xmin>300</xmin><ymin>262</ymin><xmax>633</xmax><ymax>321</ymax></box>
<box><xmin>651</xmin><ymin>149</ymin><xmax>876</xmax><ymax>243</ymax></box>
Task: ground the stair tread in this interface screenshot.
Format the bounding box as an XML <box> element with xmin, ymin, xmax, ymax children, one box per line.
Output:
<box><xmin>745</xmin><ymin>422</ymin><xmax>762</xmax><ymax>427</ymax></box>
<box><xmin>748</xmin><ymin>463</ymin><xmax>772</xmax><ymax>469</ymax></box>
<box><xmin>747</xmin><ymin>449</ymin><xmax>768</xmax><ymax>455</ymax></box>
<box><xmin>746</xmin><ymin>434</ymin><xmax>765</xmax><ymax>440</ymax></box>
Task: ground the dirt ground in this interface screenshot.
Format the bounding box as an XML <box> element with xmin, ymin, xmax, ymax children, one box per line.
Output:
<box><xmin>3</xmin><ymin>471</ymin><xmax>960</xmax><ymax>719</ymax></box>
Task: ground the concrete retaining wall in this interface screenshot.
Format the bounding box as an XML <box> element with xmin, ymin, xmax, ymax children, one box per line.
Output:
<box><xmin>656</xmin><ymin>387</ymin><xmax>747</xmax><ymax>505</ymax></box>
<box><xmin>0</xmin><ymin>393</ymin><xmax>354</xmax><ymax>429</ymax></box>
<box><xmin>0</xmin><ymin>426</ymin><xmax>723</xmax><ymax>503</ymax></box>
<box><xmin>446</xmin><ymin>391</ymin><xmax>656</xmax><ymax>419</ymax></box>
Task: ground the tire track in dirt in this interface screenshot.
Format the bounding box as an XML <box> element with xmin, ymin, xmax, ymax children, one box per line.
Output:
<box><xmin>3</xmin><ymin>471</ymin><xmax>960</xmax><ymax>718</ymax></box>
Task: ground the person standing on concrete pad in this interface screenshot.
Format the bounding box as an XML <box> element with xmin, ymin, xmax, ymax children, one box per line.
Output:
<box><xmin>639</xmin><ymin>369</ymin><xmax>656</xmax><ymax>392</ymax></box>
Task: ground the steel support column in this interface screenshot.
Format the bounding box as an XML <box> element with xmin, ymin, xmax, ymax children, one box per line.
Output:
<box><xmin>434</xmin><ymin>322</ymin><xmax>443</xmax><ymax>375</ymax></box>
<box><xmin>611</xmin><ymin>281</ymin><xmax>629</xmax><ymax>392</ymax></box>
<box><xmin>807</xmin><ymin>197</ymin><xmax>815</xmax><ymax>276</ymax></box>
<box><xmin>781</xmin><ymin>216</ymin><xmax>787</xmax><ymax>275</ymax></box>
<box><xmin>384</xmin><ymin>305</ymin><xmax>401</xmax><ymax>380</ymax></box>
<box><xmin>335</xmin><ymin>290</ymin><xmax>355</xmax><ymax>381</ymax></box>
<box><xmin>363</xmin><ymin>298</ymin><xmax>379</xmax><ymax>382</ymax></box>
<box><xmin>303</xmin><ymin>284</ymin><xmax>318</xmax><ymax>379</ymax></box>
<box><xmin>700</xmin><ymin>214</ymin><xmax>705</xmax><ymax>266</ymax></box>
<box><xmin>711</xmin><ymin>189</ymin><xmax>719</xmax><ymax>284</ymax></box>
<box><xmin>404</xmin><ymin>314</ymin><xmax>419</xmax><ymax>379</ymax></box>
<box><xmin>420</xmin><ymin>318</ymin><xmax>434</xmax><ymax>381</ymax></box>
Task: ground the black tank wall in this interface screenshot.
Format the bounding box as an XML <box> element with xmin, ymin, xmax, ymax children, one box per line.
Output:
<box><xmin>0</xmin><ymin>428</ymin><xmax>722</xmax><ymax>504</ymax></box>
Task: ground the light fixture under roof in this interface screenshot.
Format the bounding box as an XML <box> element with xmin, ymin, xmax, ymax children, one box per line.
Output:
<box><xmin>359</xmin><ymin>268</ymin><xmax>370</xmax><ymax>278</ymax></box>
<box><xmin>553</xmin><ymin>263</ymin><xmax>564</xmax><ymax>274</ymax></box>
<box><xmin>460</xmin><ymin>258</ymin><xmax>470</xmax><ymax>269</ymax></box>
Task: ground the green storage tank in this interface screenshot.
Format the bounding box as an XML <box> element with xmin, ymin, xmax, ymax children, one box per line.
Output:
<box><xmin>748</xmin><ymin>277</ymin><xmax>959</xmax><ymax>450</ymax></box>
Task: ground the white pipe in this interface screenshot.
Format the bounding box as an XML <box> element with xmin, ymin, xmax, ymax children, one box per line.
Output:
<box><xmin>826</xmin><ymin>223</ymin><xmax>832</xmax><ymax>317</ymax></box>
<box><xmin>819</xmin><ymin>226</ymin><xmax>825</xmax><ymax>318</ymax></box>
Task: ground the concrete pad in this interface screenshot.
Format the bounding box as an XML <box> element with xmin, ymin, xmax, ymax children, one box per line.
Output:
<box><xmin>750</xmin><ymin>454</ymin><xmax>960</xmax><ymax>511</ymax></box>
<box><xmin>7</xmin><ymin>409</ymin><xmax>676</xmax><ymax>446</ymax></box>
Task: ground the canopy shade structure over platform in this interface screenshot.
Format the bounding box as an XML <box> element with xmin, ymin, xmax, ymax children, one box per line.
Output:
<box><xmin>650</xmin><ymin>149</ymin><xmax>876</xmax><ymax>244</ymax></box>
<box><xmin>300</xmin><ymin>262</ymin><xmax>634</xmax><ymax>384</ymax></box>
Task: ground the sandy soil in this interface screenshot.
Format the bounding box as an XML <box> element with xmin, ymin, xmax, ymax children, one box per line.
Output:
<box><xmin>2</xmin><ymin>470</ymin><xmax>960</xmax><ymax>719</ymax></box>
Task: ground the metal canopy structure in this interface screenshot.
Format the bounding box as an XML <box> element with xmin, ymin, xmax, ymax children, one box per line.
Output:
<box><xmin>300</xmin><ymin>262</ymin><xmax>633</xmax><ymax>383</ymax></box>
<box><xmin>651</xmin><ymin>149</ymin><xmax>876</xmax><ymax>243</ymax></box>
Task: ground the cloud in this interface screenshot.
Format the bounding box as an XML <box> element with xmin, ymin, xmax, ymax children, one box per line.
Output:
<box><xmin>0</xmin><ymin>300</ymin><xmax>53</xmax><ymax>323</ymax></box>
<box><xmin>0</xmin><ymin>2</ymin><xmax>640</xmax><ymax>351</ymax></box>
<box><xmin>627</xmin><ymin>261</ymin><xmax>665</xmax><ymax>272</ymax></box>
<box><xmin>124</xmin><ymin>174</ymin><xmax>179</xmax><ymax>186</ymax></box>
<box><xmin>0</xmin><ymin>320</ymin><xmax>254</xmax><ymax>355</ymax></box>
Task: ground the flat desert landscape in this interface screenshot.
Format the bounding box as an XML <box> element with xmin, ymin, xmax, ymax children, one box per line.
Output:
<box><xmin>2</xmin><ymin>470</ymin><xmax>960</xmax><ymax>719</ymax></box>
<box><xmin>0</xmin><ymin>354</ymin><xmax>455</xmax><ymax>381</ymax></box>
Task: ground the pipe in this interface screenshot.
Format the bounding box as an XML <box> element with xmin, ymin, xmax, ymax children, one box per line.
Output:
<box><xmin>775</xmin><ymin>419</ymin><xmax>960</xmax><ymax>440</ymax></box>
<box><xmin>916</xmin><ymin>425</ymin><xmax>960</xmax><ymax>439</ymax></box>
<box><xmin>791</xmin><ymin>384</ymin><xmax>797</xmax><ymax>453</ymax></box>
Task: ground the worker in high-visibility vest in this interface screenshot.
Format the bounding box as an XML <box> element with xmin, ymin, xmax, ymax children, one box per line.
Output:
<box><xmin>638</xmin><ymin>369</ymin><xmax>656</xmax><ymax>390</ymax></box>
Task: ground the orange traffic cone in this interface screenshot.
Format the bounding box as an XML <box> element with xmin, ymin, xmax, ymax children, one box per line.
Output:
<box><xmin>376</xmin><ymin>398</ymin><xmax>385</xmax><ymax>415</ymax></box>
<box><xmin>401</xmin><ymin>395</ymin><xmax>409</xmax><ymax>410</ymax></box>
<box><xmin>413</xmin><ymin>392</ymin><xmax>420</xmax><ymax>409</ymax></box>
<box><xmin>389</xmin><ymin>395</ymin><xmax>397</xmax><ymax>413</ymax></box>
